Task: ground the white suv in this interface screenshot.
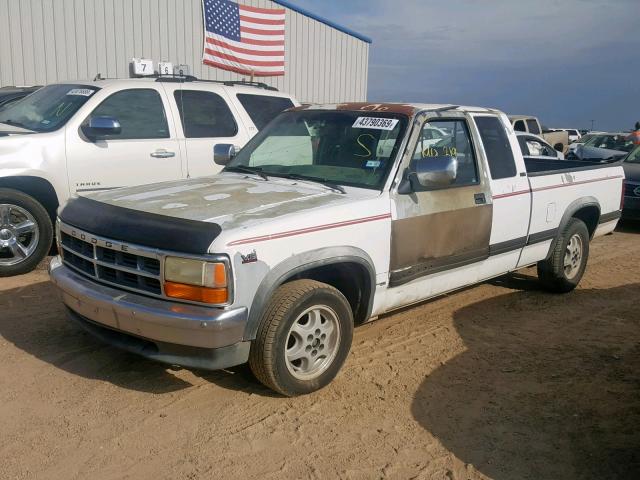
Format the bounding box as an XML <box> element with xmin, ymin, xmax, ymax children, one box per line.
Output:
<box><xmin>0</xmin><ymin>77</ymin><xmax>298</xmax><ymax>276</ymax></box>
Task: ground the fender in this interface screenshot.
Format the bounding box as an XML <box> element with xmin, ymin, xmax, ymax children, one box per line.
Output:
<box><xmin>243</xmin><ymin>246</ymin><xmax>377</xmax><ymax>341</ymax></box>
<box><xmin>545</xmin><ymin>196</ymin><xmax>600</xmax><ymax>259</ymax></box>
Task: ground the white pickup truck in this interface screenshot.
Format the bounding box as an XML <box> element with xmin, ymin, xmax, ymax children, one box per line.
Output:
<box><xmin>0</xmin><ymin>77</ymin><xmax>297</xmax><ymax>276</ymax></box>
<box><xmin>49</xmin><ymin>102</ymin><xmax>624</xmax><ymax>396</ymax></box>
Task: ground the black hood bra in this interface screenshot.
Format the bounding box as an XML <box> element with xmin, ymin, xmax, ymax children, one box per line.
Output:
<box><xmin>59</xmin><ymin>196</ymin><xmax>222</xmax><ymax>255</ymax></box>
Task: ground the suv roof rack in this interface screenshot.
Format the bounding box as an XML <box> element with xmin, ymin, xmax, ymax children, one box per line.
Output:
<box><xmin>154</xmin><ymin>74</ymin><xmax>278</xmax><ymax>91</ymax></box>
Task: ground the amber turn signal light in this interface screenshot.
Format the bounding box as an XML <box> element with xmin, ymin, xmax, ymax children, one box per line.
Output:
<box><xmin>164</xmin><ymin>281</ymin><xmax>228</xmax><ymax>304</ymax></box>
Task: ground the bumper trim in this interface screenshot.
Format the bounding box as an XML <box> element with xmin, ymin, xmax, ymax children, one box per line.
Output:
<box><xmin>67</xmin><ymin>308</ymin><xmax>250</xmax><ymax>370</ymax></box>
<box><xmin>50</xmin><ymin>257</ymin><xmax>247</xmax><ymax>350</ymax></box>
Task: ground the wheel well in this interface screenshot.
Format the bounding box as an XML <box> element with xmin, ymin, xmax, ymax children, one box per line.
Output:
<box><xmin>0</xmin><ymin>176</ymin><xmax>59</xmax><ymax>221</ymax></box>
<box><xmin>284</xmin><ymin>262</ymin><xmax>373</xmax><ymax>324</ymax></box>
<box><xmin>572</xmin><ymin>205</ymin><xmax>600</xmax><ymax>238</ymax></box>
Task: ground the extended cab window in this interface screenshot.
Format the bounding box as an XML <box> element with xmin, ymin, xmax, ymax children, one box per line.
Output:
<box><xmin>237</xmin><ymin>94</ymin><xmax>294</xmax><ymax>130</ymax></box>
<box><xmin>88</xmin><ymin>89</ymin><xmax>169</xmax><ymax>139</ymax></box>
<box><xmin>412</xmin><ymin>119</ymin><xmax>478</xmax><ymax>186</ymax></box>
<box><xmin>174</xmin><ymin>90</ymin><xmax>238</xmax><ymax>138</ymax></box>
<box><xmin>475</xmin><ymin>116</ymin><xmax>517</xmax><ymax>179</ymax></box>
<box><xmin>526</xmin><ymin>119</ymin><xmax>541</xmax><ymax>134</ymax></box>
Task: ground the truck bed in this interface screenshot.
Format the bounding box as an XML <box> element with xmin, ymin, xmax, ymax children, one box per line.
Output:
<box><xmin>524</xmin><ymin>157</ymin><xmax>620</xmax><ymax>176</ymax></box>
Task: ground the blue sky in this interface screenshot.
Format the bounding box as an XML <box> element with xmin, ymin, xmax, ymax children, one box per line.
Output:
<box><xmin>285</xmin><ymin>0</ymin><xmax>639</xmax><ymax>132</ymax></box>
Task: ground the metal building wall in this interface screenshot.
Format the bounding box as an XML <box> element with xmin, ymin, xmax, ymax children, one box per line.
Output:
<box><xmin>0</xmin><ymin>0</ymin><xmax>369</xmax><ymax>103</ymax></box>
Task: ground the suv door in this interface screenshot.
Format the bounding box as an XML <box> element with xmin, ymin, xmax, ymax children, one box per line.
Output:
<box><xmin>65</xmin><ymin>87</ymin><xmax>182</xmax><ymax>194</ymax></box>
<box><xmin>165</xmin><ymin>85</ymin><xmax>250</xmax><ymax>179</ymax></box>
<box><xmin>388</xmin><ymin>113</ymin><xmax>492</xmax><ymax>301</ymax></box>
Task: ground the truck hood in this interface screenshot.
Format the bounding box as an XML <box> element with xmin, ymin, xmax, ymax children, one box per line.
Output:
<box><xmin>87</xmin><ymin>173</ymin><xmax>357</xmax><ymax>229</ymax></box>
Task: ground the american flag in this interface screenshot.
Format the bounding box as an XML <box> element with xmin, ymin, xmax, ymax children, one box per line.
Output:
<box><xmin>202</xmin><ymin>0</ymin><xmax>285</xmax><ymax>76</ymax></box>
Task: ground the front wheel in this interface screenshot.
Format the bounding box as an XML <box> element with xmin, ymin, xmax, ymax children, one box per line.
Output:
<box><xmin>0</xmin><ymin>188</ymin><xmax>53</xmax><ymax>277</ymax></box>
<box><xmin>249</xmin><ymin>279</ymin><xmax>354</xmax><ymax>396</ymax></box>
<box><xmin>537</xmin><ymin>217</ymin><xmax>590</xmax><ymax>293</ymax></box>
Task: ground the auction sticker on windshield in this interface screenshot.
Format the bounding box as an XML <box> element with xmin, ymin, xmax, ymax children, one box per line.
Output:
<box><xmin>66</xmin><ymin>88</ymin><xmax>94</xmax><ymax>96</ymax></box>
<box><xmin>352</xmin><ymin>117</ymin><xmax>399</xmax><ymax>130</ymax></box>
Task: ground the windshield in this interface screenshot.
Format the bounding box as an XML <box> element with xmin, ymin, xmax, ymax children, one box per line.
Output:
<box><xmin>583</xmin><ymin>134</ymin><xmax>634</xmax><ymax>152</ymax></box>
<box><xmin>625</xmin><ymin>146</ymin><xmax>640</xmax><ymax>164</ymax></box>
<box><xmin>227</xmin><ymin>110</ymin><xmax>408</xmax><ymax>190</ymax></box>
<box><xmin>0</xmin><ymin>84</ymin><xmax>99</xmax><ymax>132</ymax></box>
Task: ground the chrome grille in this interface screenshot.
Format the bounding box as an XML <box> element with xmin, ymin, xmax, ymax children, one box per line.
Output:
<box><xmin>59</xmin><ymin>223</ymin><xmax>163</xmax><ymax>296</ymax></box>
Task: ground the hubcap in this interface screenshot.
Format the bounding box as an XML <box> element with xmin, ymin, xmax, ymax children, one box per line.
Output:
<box><xmin>0</xmin><ymin>204</ymin><xmax>39</xmax><ymax>267</ymax></box>
<box><xmin>563</xmin><ymin>233</ymin><xmax>583</xmax><ymax>280</ymax></box>
<box><xmin>285</xmin><ymin>305</ymin><xmax>341</xmax><ymax>381</ymax></box>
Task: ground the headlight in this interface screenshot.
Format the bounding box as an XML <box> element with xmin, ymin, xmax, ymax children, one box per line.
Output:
<box><xmin>164</xmin><ymin>257</ymin><xmax>228</xmax><ymax>304</ymax></box>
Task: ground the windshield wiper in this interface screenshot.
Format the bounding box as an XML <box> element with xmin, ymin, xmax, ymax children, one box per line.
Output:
<box><xmin>224</xmin><ymin>165</ymin><xmax>269</xmax><ymax>181</ymax></box>
<box><xmin>270</xmin><ymin>173</ymin><xmax>346</xmax><ymax>194</ymax></box>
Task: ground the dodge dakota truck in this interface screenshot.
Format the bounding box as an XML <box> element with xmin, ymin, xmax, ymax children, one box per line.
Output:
<box><xmin>49</xmin><ymin>102</ymin><xmax>624</xmax><ymax>396</ymax></box>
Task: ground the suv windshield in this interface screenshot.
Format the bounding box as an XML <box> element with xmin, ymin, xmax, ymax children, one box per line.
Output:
<box><xmin>227</xmin><ymin>110</ymin><xmax>408</xmax><ymax>190</ymax></box>
<box><xmin>0</xmin><ymin>84</ymin><xmax>99</xmax><ymax>132</ymax></box>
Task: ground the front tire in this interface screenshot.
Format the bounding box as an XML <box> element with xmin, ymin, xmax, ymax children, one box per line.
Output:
<box><xmin>0</xmin><ymin>188</ymin><xmax>53</xmax><ymax>277</ymax></box>
<box><xmin>537</xmin><ymin>217</ymin><xmax>589</xmax><ymax>293</ymax></box>
<box><xmin>249</xmin><ymin>279</ymin><xmax>354</xmax><ymax>396</ymax></box>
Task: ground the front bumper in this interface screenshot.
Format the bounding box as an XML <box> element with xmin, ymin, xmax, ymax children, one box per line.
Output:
<box><xmin>49</xmin><ymin>257</ymin><xmax>250</xmax><ymax>370</ymax></box>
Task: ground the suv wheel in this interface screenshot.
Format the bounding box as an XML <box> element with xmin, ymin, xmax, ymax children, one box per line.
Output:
<box><xmin>0</xmin><ymin>188</ymin><xmax>53</xmax><ymax>277</ymax></box>
<box><xmin>249</xmin><ymin>279</ymin><xmax>354</xmax><ymax>396</ymax></box>
<box><xmin>537</xmin><ymin>217</ymin><xmax>589</xmax><ymax>293</ymax></box>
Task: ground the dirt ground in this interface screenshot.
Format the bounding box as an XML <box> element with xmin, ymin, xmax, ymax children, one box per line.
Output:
<box><xmin>1</xmin><ymin>224</ymin><xmax>639</xmax><ymax>480</ymax></box>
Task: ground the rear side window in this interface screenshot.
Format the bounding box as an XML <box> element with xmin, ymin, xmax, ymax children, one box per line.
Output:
<box><xmin>513</xmin><ymin>120</ymin><xmax>526</xmax><ymax>132</ymax></box>
<box><xmin>237</xmin><ymin>94</ymin><xmax>294</xmax><ymax>130</ymax></box>
<box><xmin>89</xmin><ymin>89</ymin><xmax>169</xmax><ymax>139</ymax></box>
<box><xmin>475</xmin><ymin>116</ymin><xmax>517</xmax><ymax>179</ymax></box>
<box><xmin>174</xmin><ymin>90</ymin><xmax>238</xmax><ymax>138</ymax></box>
<box><xmin>526</xmin><ymin>119</ymin><xmax>541</xmax><ymax>134</ymax></box>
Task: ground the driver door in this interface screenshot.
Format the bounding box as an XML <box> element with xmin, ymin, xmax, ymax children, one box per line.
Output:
<box><xmin>386</xmin><ymin>112</ymin><xmax>492</xmax><ymax>306</ymax></box>
<box><xmin>65</xmin><ymin>87</ymin><xmax>183</xmax><ymax>195</ymax></box>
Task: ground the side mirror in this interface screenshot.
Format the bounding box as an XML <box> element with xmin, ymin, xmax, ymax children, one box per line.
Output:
<box><xmin>398</xmin><ymin>156</ymin><xmax>458</xmax><ymax>193</ymax></box>
<box><xmin>413</xmin><ymin>155</ymin><xmax>457</xmax><ymax>188</ymax></box>
<box><xmin>84</xmin><ymin>116</ymin><xmax>121</xmax><ymax>138</ymax></box>
<box><xmin>553</xmin><ymin>143</ymin><xmax>564</xmax><ymax>152</ymax></box>
<box><xmin>214</xmin><ymin>143</ymin><xmax>236</xmax><ymax>166</ymax></box>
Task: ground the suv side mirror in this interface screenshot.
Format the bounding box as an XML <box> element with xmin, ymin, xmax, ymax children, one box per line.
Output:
<box><xmin>84</xmin><ymin>116</ymin><xmax>121</xmax><ymax>138</ymax></box>
<box><xmin>214</xmin><ymin>143</ymin><xmax>236</xmax><ymax>166</ymax></box>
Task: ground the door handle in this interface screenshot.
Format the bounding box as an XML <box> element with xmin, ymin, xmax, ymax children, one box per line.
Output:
<box><xmin>474</xmin><ymin>193</ymin><xmax>487</xmax><ymax>205</ymax></box>
<box><xmin>150</xmin><ymin>149</ymin><xmax>175</xmax><ymax>158</ymax></box>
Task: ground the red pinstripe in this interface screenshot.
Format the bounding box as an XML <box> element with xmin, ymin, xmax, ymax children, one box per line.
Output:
<box><xmin>492</xmin><ymin>175</ymin><xmax>623</xmax><ymax>200</ymax></box>
<box><xmin>227</xmin><ymin>213</ymin><xmax>392</xmax><ymax>246</ymax></box>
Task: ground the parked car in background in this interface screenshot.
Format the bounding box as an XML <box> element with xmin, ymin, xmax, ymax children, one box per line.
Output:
<box><xmin>566</xmin><ymin>133</ymin><xmax>634</xmax><ymax>161</ymax></box>
<box><xmin>49</xmin><ymin>102</ymin><xmax>624</xmax><ymax>396</ymax></box>
<box><xmin>622</xmin><ymin>146</ymin><xmax>640</xmax><ymax>220</ymax></box>
<box><xmin>0</xmin><ymin>86</ymin><xmax>41</xmax><ymax>111</ymax></box>
<box><xmin>548</xmin><ymin>128</ymin><xmax>581</xmax><ymax>143</ymax></box>
<box><xmin>509</xmin><ymin>115</ymin><xmax>569</xmax><ymax>152</ymax></box>
<box><xmin>516</xmin><ymin>132</ymin><xmax>565</xmax><ymax>160</ymax></box>
<box><xmin>0</xmin><ymin>76</ymin><xmax>298</xmax><ymax>276</ymax></box>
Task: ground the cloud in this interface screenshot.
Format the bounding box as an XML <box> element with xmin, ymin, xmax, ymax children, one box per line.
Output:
<box><xmin>288</xmin><ymin>0</ymin><xmax>639</xmax><ymax>131</ymax></box>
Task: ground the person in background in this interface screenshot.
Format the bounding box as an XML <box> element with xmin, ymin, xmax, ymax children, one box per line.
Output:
<box><xmin>628</xmin><ymin>122</ymin><xmax>640</xmax><ymax>145</ymax></box>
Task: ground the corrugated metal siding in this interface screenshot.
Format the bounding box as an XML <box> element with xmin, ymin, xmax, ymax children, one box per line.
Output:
<box><xmin>0</xmin><ymin>0</ymin><xmax>369</xmax><ymax>103</ymax></box>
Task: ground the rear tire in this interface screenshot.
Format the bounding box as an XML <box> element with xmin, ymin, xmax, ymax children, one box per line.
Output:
<box><xmin>0</xmin><ymin>188</ymin><xmax>53</xmax><ymax>277</ymax></box>
<box><xmin>537</xmin><ymin>217</ymin><xmax>589</xmax><ymax>293</ymax></box>
<box><xmin>249</xmin><ymin>279</ymin><xmax>354</xmax><ymax>396</ymax></box>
